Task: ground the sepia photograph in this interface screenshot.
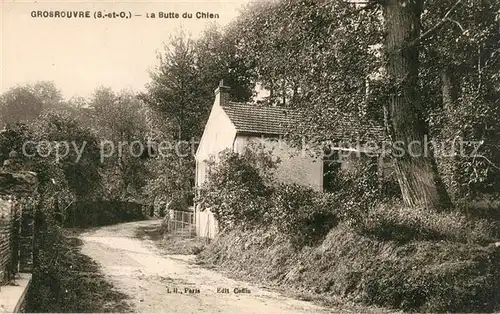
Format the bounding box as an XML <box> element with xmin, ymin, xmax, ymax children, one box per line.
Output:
<box><xmin>0</xmin><ymin>0</ymin><xmax>499</xmax><ymax>312</ymax></box>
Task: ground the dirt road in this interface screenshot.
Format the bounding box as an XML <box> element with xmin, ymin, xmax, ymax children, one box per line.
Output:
<box><xmin>80</xmin><ymin>220</ymin><xmax>337</xmax><ymax>313</ymax></box>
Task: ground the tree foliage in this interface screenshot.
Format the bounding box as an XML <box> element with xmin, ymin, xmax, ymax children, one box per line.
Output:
<box><xmin>0</xmin><ymin>81</ymin><xmax>64</xmax><ymax>124</ymax></box>
<box><xmin>423</xmin><ymin>0</ymin><xmax>500</xmax><ymax>200</ymax></box>
<box><xmin>142</xmin><ymin>29</ymin><xmax>255</xmax><ymax>142</ymax></box>
<box><xmin>31</xmin><ymin>110</ymin><xmax>102</xmax><ymax>199</ymax></box>
<box><xmin>222</xmin><ymin>0</ymin><xmax>500</xmax><ymax>208</ymax></box>
<box><xmin>85</xmin><ymin>87</ymin><xmax>151</xmax><ymax>200</ymax></box>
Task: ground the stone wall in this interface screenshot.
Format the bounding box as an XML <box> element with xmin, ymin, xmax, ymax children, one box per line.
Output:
<box><xmin>0</xmin><ymin>171</ymin><xmax>38</xmax><ymax>283</ymax></box>
<box><xmin>0</xmin><ymin>197</ymin><xmax>14</xmax><ymax>282</ymax></box>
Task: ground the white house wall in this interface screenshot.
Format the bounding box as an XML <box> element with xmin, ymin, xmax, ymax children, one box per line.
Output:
<box><xmin>233</xmin><ymin>135</ymin><xmax>323</xmax><ymax>191</ymax></box>
<box><xmin>194</xmin><ymin>97</ymin><xmax>236</xmax><ymax>239</ymax></box>
<box><xmin>195</xmin><ymin>101</ymin><xmax>237</xmax><ymax>187</ymax></box>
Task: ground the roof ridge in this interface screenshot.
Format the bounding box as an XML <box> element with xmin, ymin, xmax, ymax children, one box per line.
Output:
<box><xmin>226</xmin><ymin>102</ymin><xmax>293</xmax><ymax>111</ymax></box>
<box><xmin>227</xmin><ymin>101</ymin><xmax>249</xmax><ymax>105</ymax></box>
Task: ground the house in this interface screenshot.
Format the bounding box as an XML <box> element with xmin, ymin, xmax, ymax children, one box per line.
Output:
<box><xmin>195</xmin><ymin>81</ymin><xmax>386</xmax><ymax>238</ymax></box>
<box><xmin>194</xmin><ymin>82</ymin><xmax>324</xmax><ymax>237</ymax></box>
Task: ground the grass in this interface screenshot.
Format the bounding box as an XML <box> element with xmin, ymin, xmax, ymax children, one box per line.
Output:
<box><xmin>197</xmin><ymin>202</ymin><xmax>500</xmax><ymax>313</ymax></box>
<box><xmin>25</xmin><ymin>227</ymin><xmax>133</xmax><ymax>313</ymax></box>
<box><xmin>195</xmin><ymin>227</ymin><xmax>393</xmax><ymax>313</ymax></box>
<box><xmin>360</xmin><ymin>201</ymin><xmax>500</xmax><ymax>245</ymax></box>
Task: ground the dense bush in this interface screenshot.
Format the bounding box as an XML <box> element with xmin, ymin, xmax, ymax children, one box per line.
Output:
<box><xmin>64</xmin><ymin>200</ymin><xmax>145</xmax><ymax>228</ymax></box>
<box><xmin>197</xmin><ymin>147</ymin><xmax>382</xmax><ymax>245</ymax></box>
<box><xmin>459</xmin><ymin>194</ymin><xmax>500</xmax><ymax>220</ymax></box>
<box><xmin>332</xmin><ymin>155</ymin><xmax>384</xmax><ymax>207</ymax></box>
<box><xmin>197</xmin><ymin>148</ymin><xmax>346</xmax><ymax>245</ymax></box>
<box><xmin>270</xmin><ymin>184</ymin><xmax>339</xmax><ymax>247</ymax></box>
<box><xmin>196</xmin><ymin>148</ymin><xmax>274</xmax><ymax>230</ymax></box>
<box><xmin>429</xmin><ymin>90</ymin><xmax>500</xmax><ymax>202</ymax></box>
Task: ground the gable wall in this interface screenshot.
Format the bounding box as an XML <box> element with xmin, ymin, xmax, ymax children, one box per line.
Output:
<box><xmin>234</xmin><ymin>135</ymin><xmax>323</xmax><ymax>191</ymax></box>
<box><xmin>195</xmin><ymin>102</ymin><xmax>236</xmax><ymax>187</ymax></box>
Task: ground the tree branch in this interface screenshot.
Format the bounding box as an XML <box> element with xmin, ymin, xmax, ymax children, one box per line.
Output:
<box><xmin>409</xmin><ymin>0</ymin><xmax>462</xmax><ymax>47</ymax></box>
<box><xmin>472</xmin><ymin>154</ymin><xmax>500</xmax><ymax>171</ymax></box>
<box><xmin>446</xmin><ymin>17</ymin><xmax>465</xmax><ymax>32</ymax></box>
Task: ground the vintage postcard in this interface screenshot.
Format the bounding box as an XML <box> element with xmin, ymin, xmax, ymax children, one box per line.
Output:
<box><xmin>1</xmin><ymin>0</ymin><xmax>499</xmax><ymax>313</ymax></box>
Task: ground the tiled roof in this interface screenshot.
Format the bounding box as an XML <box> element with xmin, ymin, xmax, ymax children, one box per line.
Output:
<box><xmin>221</xmin><ymin>102</ymin><xmax>292</xmax><ymax>135</ymax></box>
<box><xmin>221</xmin><ymin>102</ymin><xmax>385</xmax><ymax>142</ymax></box>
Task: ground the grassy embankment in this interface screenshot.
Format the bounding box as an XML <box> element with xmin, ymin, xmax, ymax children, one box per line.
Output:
<box><xmin>25</xmin><ymin>227</ymin><xmax>132</xmax><ymax>313</ymax></box>
<box><xmin>197</xmin><ymin>200</ymin><xmax>500</xmax><ymax>312</ymax></box>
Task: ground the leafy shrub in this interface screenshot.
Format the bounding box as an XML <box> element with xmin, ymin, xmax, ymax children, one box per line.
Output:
<box><xmin>458</xmin><ymin>194</ymin><xmax>500</xmax><ymax>220</ymax></box>
<box><xmin>197</xmin><ymin>148</ymin><xmax>344</xmax><ymax>243</ymax></box>
<box><xmin>196</xmin><ymin>148</ymin><xmax>274</xmax><ymax>230</ymax></box>
<box><xmin>270</xmin><ymin>184</ymin><xmax>339</xmax><ymax>247</ymax></box>
<box><xmin>64</xmin><ymin>200</ymin><xmax>145</xmax><ymax>228</ymax></box>
<box><xmin>197</xmin><ymin>147</ymin><xmax>375</xmax><ymax>244</ymax></box>
<box><xmin>331</xmin><ymin>155</ymin><xmax>393</xmax><ymax>211</ymax></box>
<box><xmin>360</xmin><ymin>202</ymin><xmax>500</xmax><ymax>245</ymax></box>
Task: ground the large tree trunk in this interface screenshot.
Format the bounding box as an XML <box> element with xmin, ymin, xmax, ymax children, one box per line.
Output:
<box><xmin>383</xmin><ymin>0</ymin><xmax>451</xmax><ymax>209</ymax></box>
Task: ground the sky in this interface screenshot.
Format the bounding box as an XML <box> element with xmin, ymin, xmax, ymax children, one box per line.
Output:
<box><xmin>1</xmin><ymin>0</ymin><xmax>250</xmax><ymax>100</ymax></box>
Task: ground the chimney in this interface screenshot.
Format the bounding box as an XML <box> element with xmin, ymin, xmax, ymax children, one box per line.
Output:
<box><xmin>214</xmin><ymin>79</ymin><xmax>230</xmax><ymax>107</ymax></box>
